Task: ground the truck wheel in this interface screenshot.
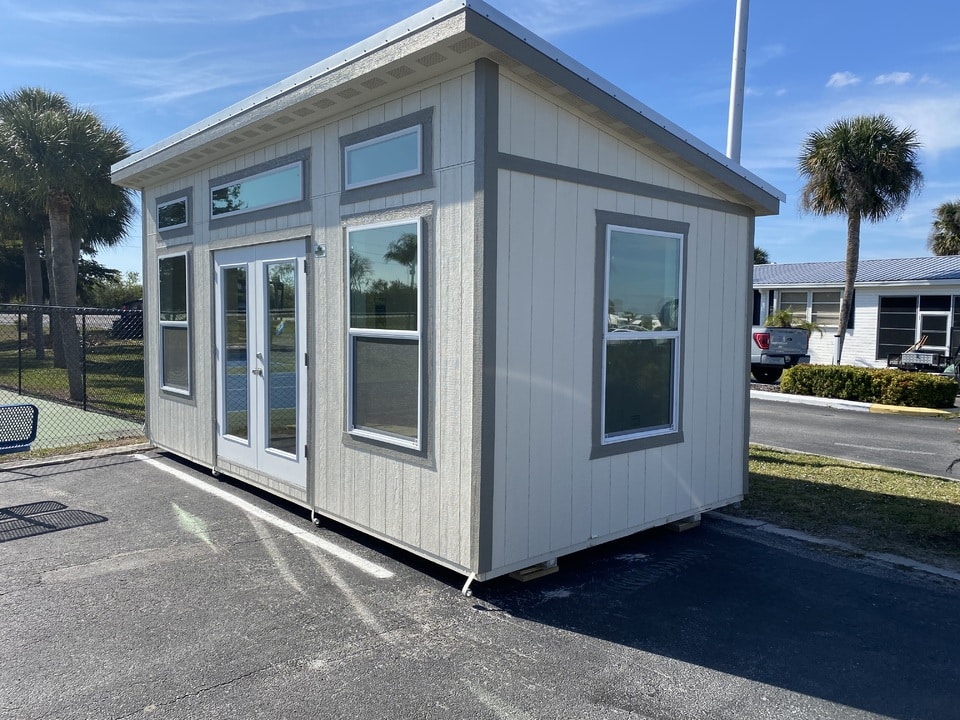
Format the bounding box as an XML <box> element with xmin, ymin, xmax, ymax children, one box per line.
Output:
<box><xmin>752</xmin><ymin>367</ymin><xmax>782</xmax><ymax>384</ymax></box>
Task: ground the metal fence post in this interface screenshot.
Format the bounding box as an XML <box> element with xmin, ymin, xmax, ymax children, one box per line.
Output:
<box><xmin>82</xmin><ymin>311</ymin><xmax>88</xmax><ymax>412</ymax></box>
<box><xmin>17</xmin><ymin>305</ymin><xmax>23</xmax><ymax>395</ymax></box>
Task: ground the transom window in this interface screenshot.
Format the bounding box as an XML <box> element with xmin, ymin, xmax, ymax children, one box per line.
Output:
<box><xmin>344</xmin><ymin>126</ymin><xmax>422</xmax><ymax>190</ymax></box>
<box><xmin>211</xmin><ymin>161</ymin><xmax>303</xmax><ymax>218</ymax></box>
<box><xmin>602</xmin><ymin>224</ymin><xmax>683</xmax><ymax>444</ymax></box>
<box><xmin>347</xmin><ymin>219</ymin><xmax>422</xmax><ymax>449</ymax></box>
<box><xmin>158</xmin><ymin>196</ymin><xmax>188</xmax><ymax>231</ymax></box>
<box><xmin>159</xmin><ymin>253</ymin><xmax>190</xmax><ymax>395</ymax></box>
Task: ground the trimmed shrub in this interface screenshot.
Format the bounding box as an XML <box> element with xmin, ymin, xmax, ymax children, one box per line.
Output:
<box><xmin>780</xmin><ymin>364</ymin><xmax>958</xmax><ymax>408</ymax></box>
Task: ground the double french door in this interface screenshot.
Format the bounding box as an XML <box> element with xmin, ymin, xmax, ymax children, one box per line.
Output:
<box><xmin>214</xmin><ymin>240</ymin><xmax>307</xmax><ymax>488</ymax></box>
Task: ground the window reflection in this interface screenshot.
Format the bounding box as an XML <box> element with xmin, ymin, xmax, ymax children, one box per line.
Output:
<box><xmin>211</xmin><ymin>163</ymin><xmax>302</xmax><ymax>217</ymax></box>
<box><xmin>158</xmin><ymin>198</ymin><xmax>187</xmax><ymax>230</ymax></box>
<box><xmin>349</xmin><ymin>222</ymin><xmax>419</xmax><ymax>331</ymax></box>
<box><xmin>607</xmin><ymin>230</ymin><xmax>680</xmax><ymax>333</ymax></box>
<box><xmin>159</xmin><ymin>255</ymin><xmax>188</xmax><ymax>323</ymax></box>
<box><xmin>345</xmin><ymin>127</ymin><xmax>420</xmax><ymax>189</ymax></box>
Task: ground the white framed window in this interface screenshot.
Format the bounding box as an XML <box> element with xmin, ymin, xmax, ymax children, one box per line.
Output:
<box><xmin>777</xmin><ymin>289</ymin><xmax>843</xmax><ymax>329</ymax></box>
<box><xmin>601</xmin><ymin>225</ymin><xmax>682</xmax><ymax>444</ymax></box>
<box><xmin>211</xmin><ymin>161</ymin><xmax>303</xmax><ymax>219</ymax></box>
<box><xmin>157</xmin><ymin>196</ymin><xmax>188</xmax><ymax>231</ymax></box>
<box><xmin>159</xmin><ymin>253</ymin><xmax>190</xmax><ymax>395</ymax></box>
<box><xmin>346</xmin><ymin>219</ymin><xmax>422</xmax><ymax>449</ymax></box>
<box><xmin>344</xmin><ymin>126</ymin><xmax>422</xmax><ymax>190</ymax></box>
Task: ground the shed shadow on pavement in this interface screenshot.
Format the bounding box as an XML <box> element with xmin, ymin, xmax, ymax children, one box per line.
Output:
<box><xmin>471</xmin><ymin>523</ymin><xmax>960</xmax><ymax>720</ymax></box>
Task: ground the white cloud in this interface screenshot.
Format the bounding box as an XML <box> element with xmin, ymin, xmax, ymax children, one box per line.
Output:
<box><xmin>874</xmin><ymin>72</ymin><xmax>913</xmax><ymax>86</ymax></box>
<box><xmin>826</xmin><ymin>72</ymin><xmax>861</xmax><ymax>88</ymax></box>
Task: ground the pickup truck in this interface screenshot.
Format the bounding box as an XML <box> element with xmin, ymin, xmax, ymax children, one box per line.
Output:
<box><xmin>751</xmin><ymin>326</ymin><xmax>810</xmax><ymax>383</ymax></box>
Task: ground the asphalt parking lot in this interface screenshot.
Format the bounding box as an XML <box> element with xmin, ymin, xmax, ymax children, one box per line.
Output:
<box><xmin>2</xmin><ymin>449</ymin><xmax>959</xmax><ymax>720</ymax></box>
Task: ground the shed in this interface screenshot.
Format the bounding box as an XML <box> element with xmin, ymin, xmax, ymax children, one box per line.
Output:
<box><xmin>754</xmin><ymin>257</ymin><xmax>960</xmax><ymax>368</ymax></box>
<box><xmin>112</xmin><ymin>0</ymin><xmax>783</xmax><ymax>583</ymax></box>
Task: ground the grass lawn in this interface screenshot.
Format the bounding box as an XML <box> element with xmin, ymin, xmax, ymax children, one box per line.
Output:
<box><xmin>0</xmin><ymin>327</ymin><xmax>143</xmax><ymax>420</ymax></box>
<box><xmin>729</xmin><ymin>445</ymin><xmax>960</xmax><ymax>573</ymax></box>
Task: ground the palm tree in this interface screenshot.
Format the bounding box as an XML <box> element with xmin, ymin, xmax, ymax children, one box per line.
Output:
<box><xmin>383</xmin><ymin>232</ymin><xmax>418</xmax><ymax>288</ymax></box>
<box><xmin>798</xmin><ymin>114</ymin><xmax>922</xmax><ymax>363</ymax></box>
<box><xmin>0</xmin><ymin>87</ymin><xmax>133</xmax><ymax>399</ymax></box>
<box><xmin>928</xmin><ymin>200</ymin><xmax>960</xmax><ymax>256</ymax></box>
<box><xmin>754</xmin><ymin>246</ymin><xmax>770</xmax><ymax>264</ymax></box>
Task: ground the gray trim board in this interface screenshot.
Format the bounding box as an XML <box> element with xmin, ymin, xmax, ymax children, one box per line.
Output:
<box><xmin>591</xmin><ymin>211</ymin><xmax>687</xmax><ymax>460</ymax></box>
<box><xmin>473</xmin><ymin>58</ymin><xmax>499</xmax><ymax>575</ymax></box>
<box><xmin>339</xmin><ymin>108</ymin><xmax>435</xmax><ymax>205</ymax></box>
<box><xmin>744</xmin><ymin>219</ymin><xmax>755</xmax><ymax>495</ymax></box>
<box><xmin>208</xmin><ymin>149</ymin><xmax>311</xmax><ymax>231</ymax></box>
<box><xmin>499</xmin><ymin>153</ymin><xmax>754</xmax><ymax>218</ymax></box>
<box><xmin>156</xmin><ymin>187</ymin><xmax>194</xmax><ymax>242</ymax></box>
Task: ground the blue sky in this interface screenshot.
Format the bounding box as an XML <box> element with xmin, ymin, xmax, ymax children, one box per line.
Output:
<box><xmin>2</xmin><ymin>0</ymin><xmax>958</xmax><ymax>277</ymax></box>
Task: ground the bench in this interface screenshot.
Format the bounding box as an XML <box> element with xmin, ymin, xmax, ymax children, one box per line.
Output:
<box><xmin>0</xmin><ymin>404</ymin><xmax>39</xmax><ymax>455</ymax></box>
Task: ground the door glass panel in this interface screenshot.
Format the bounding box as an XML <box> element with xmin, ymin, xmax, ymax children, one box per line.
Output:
<box><xmin>266</xmin><ymin>261</ymin><xmax>297</xmax><ymax>454</ymax></box>
<box><xmin>223</xmin><ymin>266</ymin><xmax>249</xmax><ymax>439</ymax></box>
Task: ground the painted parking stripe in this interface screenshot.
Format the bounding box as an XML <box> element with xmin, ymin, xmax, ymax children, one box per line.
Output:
<box><xmin>833</xmin><ymin>442</ymin><xmax>936</xmax><ymax>456</ymax></box>
<box><xmin>134</xmin><ymin>454</ymin><xmax>394</xmax><ymax>579</ymax></box>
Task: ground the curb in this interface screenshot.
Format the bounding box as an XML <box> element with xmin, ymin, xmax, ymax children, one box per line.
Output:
<box><xmin>750</xmin><ymin>389</ymin><xmax>958</xmax><ymax>417</ymax></box>
<box><xmin>708</xmin><ymin>511</ymin><xmax>960</xmax><ymax>583</ymax></box>
<box><xmin>0</xmin><ymin>441</ymin><xmax>153</xmax><ymax>470</ymax></box>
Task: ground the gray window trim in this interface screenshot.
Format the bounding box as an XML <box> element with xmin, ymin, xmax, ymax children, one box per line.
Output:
<box><xmin>591</xmin><ymin>211</ymin><xmax>688</xmax><ymax>459</ymax></box>
<box><xmin>156</xmin><ymin>187</ymin><xmax>193</xmax><ymax>241</ymax></box>
<box><xmin>339</xmin><ymin>109</ymin><xmax>434</xmax><ymax>205</ymax></box>
<box><xmin>340</xmin><ymin>202</ymin><xmax>435</xmax><ymax>462</ymax></box>
<box><xmin>208</xmin><ymin>149</ymin><xmax>311</xmax><ymax>231</ymax></box>
<box><xmin>158</xmin><ymin>250</ymin><xmax>192</xmax><ymax>397</ymax></box>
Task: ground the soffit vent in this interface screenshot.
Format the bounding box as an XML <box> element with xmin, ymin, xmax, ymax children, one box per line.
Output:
<box><xmin>416</xmin><ymin>51</ymin><xmax>446</xmax><ymax>67</ymax></box>
<box><xmin>387</xmin><ymin>65</ymin><xmax>415</xmax><ymax>79</ymax></box>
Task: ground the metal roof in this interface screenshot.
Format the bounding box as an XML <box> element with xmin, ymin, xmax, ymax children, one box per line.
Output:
<box><xmin>111</xmin><ymin>0</ymin><xmax>783</xmax><ymax>214</ymax></box>
<box><xmin>753</xmin><ymin>256</ymin><xmax>960</xmax><ymax>286</ymax></box>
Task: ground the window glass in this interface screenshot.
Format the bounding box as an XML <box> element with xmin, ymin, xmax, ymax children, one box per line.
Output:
<box><xmin>347</xmin><ymin>219</ymin><xmax>422</xmax><ymax>448</ymax></box>
<box><xmin>877</xmin><ymin>296</ymin><xmax>919</xmax><ymax>360</ymax></box>
<box><xmin>159</xmin><ymin>254</ymin><xmax>190</xmax><ymax>394</ymax></box>
<box><xmin>223</xmin><ymin>266</ymin><xmax>248</xmax><ymax>439</ymax></box>
<box><xmin>211</xmin><ymin>163</ymin><xmax>302</xmax><ymax>217</ymax></box>
<box><xmin>349</xmin><ymin>222</ymin><xmax>419</xmax><ymax>331</ymax></box>
<box><xmin>159</xmin><ymin>255</ymin><xmax>188</xmax><ymax>322</ymax></box>
<box><xmin>161</xmin><ymin>327</ymin><xmax>189</xmax><ymax>390</ymax></box>
<box><xmin>345</xmin><ymin>127</ymin><xmax>421</xmax><ymax>189</ymax></box>
<box><xmin>603</xmin><ymin>226</ymin><xmax>682</xmax><ymax>443</ymax></box>
<box><xmin>353</xmin><ymin>337</ymin><xmax>419</xmax><ymax>441</ymax></box>
<box><xmin>811</xmin><ymin>290</ymin><xmax>841</xmax><ymax>327</ymax></box>
<box><xmin>778</xmin><ymin>291</ymin><xmax>808</xmax><ymax>320</ymax></box>
<box><xmin>158</xmin><ymin>197</ymin><xmax>188</xmax><ymax>230</ymax></box>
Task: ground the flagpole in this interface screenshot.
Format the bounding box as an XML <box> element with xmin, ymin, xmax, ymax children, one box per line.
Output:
<box><xmin>726</xmin><ymin>0</ymin><xmax>750</xmax><ymax>162</ymax></box>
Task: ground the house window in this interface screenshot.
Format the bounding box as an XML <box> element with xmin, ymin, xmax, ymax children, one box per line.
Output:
<box><xmin>345</xmin><ymin>126</ymin><xmax>421</xmax><ymax>190</ymax></box>
<box><xmin>158</xmin><ymin>196</ymin><xmax>188</xmax><ymax>231</ymax></box>
<box><xmin>159</xmin><ymin>253</ymin><xmax>190</xmax><ymax>394</ymax></box>
<box><xmin>602</xmin><ymin>225</ymin><xmax>683</xmax><ymax>444</ymax></box>
<box><xmin>211</xmin><ymin>161</ymin><xmax>303</xmax><ymax>218</ymax></box>
<box><xmin>339</xmin><ymin>109</ymin><xmax>433</xmax><ymax>204</ymax></box>
<box><xmin>776</xmin><ymin>289</ymin><xmax>847</xmax><ymax>329</ymax></box>
<box><xmin>347</xmin><ymin>219</ymin><xmax>421</xmax><ymax>449</ymax></box>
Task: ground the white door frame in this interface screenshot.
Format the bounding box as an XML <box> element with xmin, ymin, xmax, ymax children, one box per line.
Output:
<box><xmin>214</xmin><ymin>239</ymin><xmax>307</xmax><ymax>489</ymax></box>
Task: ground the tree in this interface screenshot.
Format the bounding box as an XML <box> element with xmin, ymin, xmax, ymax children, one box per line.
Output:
<box><xmin>0</xmin><ymin>87</ymin><xmax>133</xmax><ymax>399</ymax></box>
<box><xmin>928</xmin><ymin>200</ymin><xmax>960</xmax><ymax>256</ymax></box>
<box><xmin>383</xmin><ymin>232</ymin><xmax>418</xmax><ymax>288</ymax></box>
<box><xmin>798</xmin><ymin>114</ymin><xmax>922</xmax><ymax>363</ymax></box>
<box><xmin>754</xmin><ymin>246</ymin><xmax>770</xmax><ymax>264</ymax></box>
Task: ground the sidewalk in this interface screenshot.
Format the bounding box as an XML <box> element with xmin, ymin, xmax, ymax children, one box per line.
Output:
<box><xmin>750</xmin><ymin>387</ymin><xmax>959</xmax><ymax>417</ymax></box>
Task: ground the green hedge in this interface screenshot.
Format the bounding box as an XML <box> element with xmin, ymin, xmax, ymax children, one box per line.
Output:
<box><xmin>780</xmin><ymin>365</ymin><xmax>958</xmax><ymax>408</ymax></box>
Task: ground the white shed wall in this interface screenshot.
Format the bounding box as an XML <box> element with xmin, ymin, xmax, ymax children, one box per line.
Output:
<box><xmin>490</xmin><ymin>74</ymin><xmax>750</xmax><ymax>572</ymax></box>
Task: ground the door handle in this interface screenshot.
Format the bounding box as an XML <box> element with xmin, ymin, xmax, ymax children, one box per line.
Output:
<box><xmin>252</xmin><ymin>368</ymin><xmax>263</xmax><ymax>377</ymax></box>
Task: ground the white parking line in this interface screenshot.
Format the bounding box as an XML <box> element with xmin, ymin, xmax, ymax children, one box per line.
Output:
<box><xmin>134</xmin><ymin>454</ymin><xmax>394</xmax><ymax>579</ymax></box>
<box><xmin>833</xmin><ymin>442</ymin><xmax>936</xmax><ymax>456</ymax></box>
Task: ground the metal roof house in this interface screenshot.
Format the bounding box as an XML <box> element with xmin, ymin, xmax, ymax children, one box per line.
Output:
<box><xmin>754</xmin><ymin>257</ymin><xmax>960</xmax><ymax>367</ymax></box>
<box><xmin>113</xmin><ymin>0</ymin><xmax>782</xmax><ymax>584</ymax></box>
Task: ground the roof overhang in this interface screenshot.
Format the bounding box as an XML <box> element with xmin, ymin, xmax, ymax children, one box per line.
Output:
<box><xmin>112</xmin><ymin>0</ymin><xmax>783</xmax><ymax>216</ymax></box>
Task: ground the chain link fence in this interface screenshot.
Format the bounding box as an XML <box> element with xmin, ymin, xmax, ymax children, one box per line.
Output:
<box><xmin>0</xmin><ymin>304</ymin><xmax>145</xmax><ymax>456</ymax></box>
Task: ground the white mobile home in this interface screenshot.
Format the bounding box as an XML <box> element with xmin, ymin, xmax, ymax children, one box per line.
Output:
<box><xmin>754</xmin><ymin>257</ymin><xmax>960</xmax><ymax>367</ymax></box>
<box><xmin>112</xmin><ymin>0</ymin><xmax>782</xmax><ymax>582</ymax></box>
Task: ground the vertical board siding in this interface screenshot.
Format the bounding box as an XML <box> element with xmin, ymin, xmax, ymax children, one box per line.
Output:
<box><xmin>310</xmin><ymin>72</ymin><xmax>477</xmax><ymax>570</ymax></box>
<box><xmin>492</xmin><ymin>74</ymin><xmax>749</xmax><ymax>570</ymax></box>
